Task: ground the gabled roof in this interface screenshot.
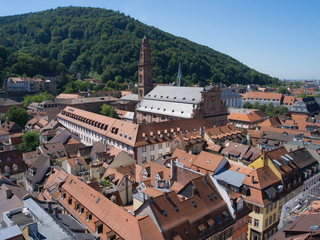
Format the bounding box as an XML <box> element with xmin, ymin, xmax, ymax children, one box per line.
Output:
<box><xmin>0</xmin><ymin>150</ymin><xmax>26</xmax><ymax>176</ymax></box>
<box><xmin>242</xmin><ymin>166</ymin><xmax>281</xmax><ymax>190</ymax></box>
<box><xmin>136</xmin><ymin>118</ymin><xmax>212</xmax><ymax>147</ymax></box>
<box><xmin>229</xmin><ymin>110</ymin><xmax>268</xmax><ymax>123</ymax></box>
<box><xmin>171</xmin><ymin>148</ymin><xmax>196</xmax><ymax>169</ymax></box>
<box><xmin>58</xmin><ymin>106</ymin><xmax>139</xmax><ymax>147</ymax></box>
<box><xmin>288</xmin><ymin>148</ymin><xmax>317</xmax><ymax>169</ymax></box>
<box><xmin>191</xmin><ymin>151</ymin><xmax>226</xmax><ymax>173</ymax></box>
<box><xmin>136</xmin><ymin>175</ymin><xmax>233</xmax><ymax>239</ymax></box>
<box><xmin>25</xmin><ymin>154</ymin><xmax>50</xmax><ymax>182</ymax></box>
<box><xmin>59</xmin><ymin>174</ymin><xmax>162</xmax><ymax>240</ymax></box>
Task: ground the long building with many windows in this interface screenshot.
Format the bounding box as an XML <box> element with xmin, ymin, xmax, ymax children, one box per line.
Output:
<box><xmin>57</xmin><ymin>106</ymin><xmax>212</xmax><ymax>164</ymax></box>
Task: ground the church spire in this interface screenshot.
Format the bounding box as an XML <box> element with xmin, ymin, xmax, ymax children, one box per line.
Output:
<box><xmin>177</xmin><ymin>61</ymin><xmax>183</xmax><ymax>86</ymax></box>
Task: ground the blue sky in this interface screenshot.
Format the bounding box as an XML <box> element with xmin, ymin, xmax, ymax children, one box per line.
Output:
<box><xmin>1</xmin><ymin>0</ymin><xmax>320</xmax><ymax>80</ymax></box>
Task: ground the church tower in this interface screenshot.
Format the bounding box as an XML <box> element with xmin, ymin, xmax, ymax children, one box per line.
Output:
<box><xmin>138</xmin><ymin>36</ymin><xmax>153</xmax><ymax>101</ymax></box>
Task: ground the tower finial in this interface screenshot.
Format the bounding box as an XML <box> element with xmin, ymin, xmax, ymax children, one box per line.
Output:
<box><xmin>177</xmin><ymin>61</ymin><xmax>183</xmax><ymax>87</ymax></box>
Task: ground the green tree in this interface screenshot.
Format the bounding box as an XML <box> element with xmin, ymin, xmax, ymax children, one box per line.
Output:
<box><xmin>278</xmin><ymin>86</ymin><xmax>290</xmax><ymax>95</ymax></box>
<box><xmin>253</xmin><ymin>102</ymin><xmax>260</xmax><ymax>109</ymax></box>
<box><xmin>6</xmin><ymin>106</ymin><xmax>29</xmax><ymax>128</ymax></box>
<box><xmin>265</xmin><ymin>103</ymin><xmax>275</xmax><ymax>117</ymax></box>
<box><xmin>100</xmin><ymin>104</ymin><xmax>119</xmax><ymax>119</ymax></box>
<box><xmin>243</xmin><ymin>102</ymin><xmax>253</xmax><ymax>109</ymax></box>
<box><xmin>23</xmin><ymin>92</ymin><xmax>54</xmax><ymax>108</ymax></box>
<box><xmin>19</xmin><ymin>131</ymin><xmax>40</xmax><ymax>152</ymax></box>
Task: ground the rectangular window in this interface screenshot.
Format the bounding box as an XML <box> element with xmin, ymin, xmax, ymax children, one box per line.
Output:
<box><xmin>150</xmin><ymin>155</ymin><xmax>154</xmax><ymax>161</ymax></box>
<box><xmin>255</xmin><ymin>206</ymin><xmax>260</xmax><ymax>214</ymax></box>
<box><xmin>150</xmin><ymin>145</ymin><xmax>154</xmax><ymax>151</ymax></box>
<box><xmin>158</xmin><ymin>153</ymin><xmax>162</xmax><ymax>158</ymax></box>
<box><xmin>158</xmin><ymin>143</ymin><xmax>162</xmax><ymax>149</ymax></box>
<box><xmin>142</xmin><ymin>147</ymin><xmax>146</xmax><ymax>152</ymax></box>
<box><xmin>266</xmin><ymin>206</ymin><xmax>269</xmax><ymax>214</ymax></box>
<box><xmin>269</xmin><ymin>217</ymin><xmax>272</xmax><ymax>225</ymax></box>
<box><xmin>254</xmin><ymin>219</ymin><xmax>259</xmax><ymax>227</ymax></box>
<box><xmin>248</xmin><ymin>217</ymin><xmax>252</xmax><ymax>225</ymax></box>
<box><xmin>273</xmin><ymin>213</ymin><xmax>276</xmax><ymax>222</ymax></box>
<box><xmin>265</xmin><ymin>218</ymin><xmax>268</xmax><ymax>228</ymax></box>
<box><xmin>142</xmin><ymin>157</ymin><xmax>146</xmax><ymax>164</ymax></box>
<box><xmin>166</xmin><ymin>142</ymin><xmax>170</xmax><ymax>147</ymax></box>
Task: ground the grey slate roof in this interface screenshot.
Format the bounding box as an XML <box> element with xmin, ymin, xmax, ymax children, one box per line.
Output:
<box><xmin>120</xmin><ymin>94</ymin><xmax>139</xmax><ymax>102</ymax></box>
<box><xmin>214</xmin><ymin>167</ymin><xmax>246</xmax><ymax>188</ymax></box>
<box><xmin>123</xmin><ymin>111</ymin><xmax>135</xmax><ymax>120</ymax></box>
<box><xmin>137</xmin><ymin>99</ymin><xmax>195</xmax><ymax>118</ymax></box>
<box><xmin>143</xmin><ymin>86</ymin><xmax>203</xmax><ymax>104</ymax></box>
<box><xmin>221</xmin><ymin>89</ymin><xmax>242</xmax><ymax>99</ymax></box>
<box><xmin>0</xmin><ymin>98</ymin><xmax>21</xmax><ymax>106</ymax></box>
<box><xmin>285</xmin><ymin>140</ymin><xmax>320</xmax><ymax>150</ymax></box>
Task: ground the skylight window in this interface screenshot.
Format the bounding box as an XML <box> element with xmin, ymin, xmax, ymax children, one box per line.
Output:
<box><xmin>174</xmin><ymin>205</ymin><xmax>179</xmax><ymax>212</ymax></box>
<box><xmin>208</xmin><ymin>195</ymin><xmax>212</xmax><ymax>200</ymax></box>
<box><xmin>96</xmin><ymin>197</ymin><xmax>100</xmax><ymax>203</ymax></box>
<box><xmin>192</xmin><ymin>201</ymin><xmax>197</xmax><ymax>208</ymax></box>
<box><xmin>162</xmin><ymin>210</ymin><xmax>167</xmax><ymax>216</ymax></box>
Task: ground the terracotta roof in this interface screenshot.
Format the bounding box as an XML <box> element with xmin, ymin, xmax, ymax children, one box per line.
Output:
<box><xmin>135</xmin><ymin>118</ymin><xmax>212</xmax><ymax>147</ymax></box>
<box><xmin>204</xmin><ymin>124</ymin><xmax>244</xmax><ymax>141</ymax></box>
<box><xmin>242</xmin><ymin>91</ymin><xmax>283</xmax><ymax>101</ymax></box>
<box><xmin>171</xmin><ymin>148</ymin><xmax>196</xmax><ymax>169</ymax></box>
<box><xmin>138</xmin><ymin>161</ymin><xmax>171</xmax><ymax>187</ymax></box>
<box><xmin>38</xmin><ymin>142</ymin><xmax>68</xmax><ymax>159</ymax></box>
<box><xmin>22</xmin><ymin>151</ymin><xmax>39</xmax><ymax>167</ymax></box>
<box><xmin>191</xmin><ymin>151</ymin><xmax>226</xmax><ymax>173</ymax></box>
<box><xmin>204</xmin><ymin>142</ymin><xmax>222</xmax><ymax>153</ymax></box>
<box><xmin>136</xmin><ymin>175</ymin><xmax>234</xmax><ymax>239</ymax></box>
<box><xmin>283</xmin><ymin>95</ymin><xmax>296</xmax><ymax>105</ymax></box>
<box><xmin>242</xmin><ymin>166</ymin><xmax>281</xmax><ymax>190</ymax></box>
<box><xmin>41</xmin><ymin>168</ymin><xmax>68</xmax><ymax>200</ymax></box>
<box><xmin>59</xmin><ymin>174</ymin><xmax>162</xmax><ymax>239</ymax></box>
<box><xmin>259</xmin><ymin>126</ymin><xmax>311</xmax><ymax>137</ymax></box>
<box><xmin>221</xmin><ymin>141</ymin><xmax>250</xmax><ymax>159</ymax></box>
<box><xmin>228</xmin><ymin>110</ymin><xmax>268</xmax><ymax>123</ymax></box>
<box><xmin>65</xmin><ymin>157</ymin><xmax>87</xmax><ymax>168</ymax></box>
<box><xmin>56</xmin><ymin>93</ymin><xmax>84</xmax><ymax>99</ymax></box>
<box><xmin>258</xmin><ymin>117</ymin><xmax>282</xmax><ymax>128</ymax></box>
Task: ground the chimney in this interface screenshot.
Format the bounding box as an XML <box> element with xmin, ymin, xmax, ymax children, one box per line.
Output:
<box><xmin>200</xmin><ymin>127</ymin><xmax>204</xmax><ymax>137</ymax></box>
<box><xmin>170</xmin><ymin>159</ymin><xmax>175</xmax><ymax>181</ymax></box>
<box><xmin>251</xmin><ymin>176</ymin><xmax>255</xmax><ymax>184</ymax></box>
<box><xmin>47</xmin><ymin>202</ymin><xmax>53</xmax><ymax>214</ymax></box>
<box><xmin>54</xmin><ymin>207</ymin><xmax>59</xmax><ymax>218</ymax></box>
<box><xmin>192</xmin><ymin>186</ymin><xmax>198</xmax><ymax>196</ymax></box>
<box><xmin>246</xmin><ymin>132</ymin><xmax>251</xmax><ymax>145</ymax></box>
<box><xmin>6</xmin><ymin>189</ymin><xmax>13</xmax><ymax>199</ymax></box>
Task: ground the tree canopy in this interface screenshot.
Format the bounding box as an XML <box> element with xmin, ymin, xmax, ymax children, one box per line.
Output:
<box><xmin>243</xmin><ymin>102</ymin><xmax>288</xmax><ymax>117</ymax></box>
<box><xmin>100</xmin><ymin>104</ymin><xmax>119</xmax><ymax>119</ymax></box>
<box><xmin>6</xmin><ymin>106</ymin><xmax>29</xmax><ymax>128</ymax></box>
<box><xmin>23</xmin><ymin>91</ymin><xmax>54</xmax><ymax>108</ymax></box>
<box><xmin>19</xmin><ymin>131</ymin><xmax>40</xmax><ymax>152</ymax></box>
<box><xmin>0</xmin><ymin>7</ymin><xmax>279</xmax><ymax>92</ymax></box>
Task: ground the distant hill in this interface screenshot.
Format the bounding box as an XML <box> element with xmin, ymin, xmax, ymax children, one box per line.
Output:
<box><xmin>0</xmin><ymin>7</ymin><xmax>279</xmax><ymax>89</ymax></box>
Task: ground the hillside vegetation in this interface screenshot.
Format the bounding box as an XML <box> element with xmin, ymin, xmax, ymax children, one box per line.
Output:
<box><xmin>0</xmin><ymin>7</ymin><xmax>279</xmax><ymax>92</ymax></box>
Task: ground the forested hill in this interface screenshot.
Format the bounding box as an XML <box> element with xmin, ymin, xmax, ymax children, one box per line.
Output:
<box><xmin>0</xmin><ymin>6</ymin><xmax>279</xmax><ymax>89</ymax></box>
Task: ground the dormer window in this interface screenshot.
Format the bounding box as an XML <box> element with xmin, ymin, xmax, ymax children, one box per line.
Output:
<box><xmin>29</xmin><ymin>168</ymin><xmax>35</xmax><ymax>176</ymax></box>
<box><xmin>12</xmin><ymin>164</ymin><xmax>18</xmax><ymax>171</ymax></box>
<box><xmin>86</xmin><ymin>212</ymin><xmax>92</xmax><ymax>222</ymax></box>
<box><xmin>142</xmin><ymin>168</ymin><xmax>149</xmax><ymax>178</ymax></box>
<box><xmin>4</xmin><ymin>166</ymin><xmax>10</xmax><ymax>173</ymax></box>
